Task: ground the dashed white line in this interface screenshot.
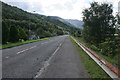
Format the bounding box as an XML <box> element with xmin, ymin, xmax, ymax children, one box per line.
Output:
<box><xmin>29</xmin><ymin>46</ymin><xmax>37</xmax><ymax>49</ymax></box>
<box><xmin>5</xmin><ymin>56</ymin><xmax>9</xmax><ymax>58</ymax></box>
<box><xmin>41</xmin><ymin>37</ymin><xmax>62</xmax><ymax>45</ymax></box>
<box><xmin>41</xmin><ymin>42</ymin><xmax>48</xmax><ymax>44</ymax></box>
<box><xmin>16</xmin><ymin>46</ymin><xmax>37</xmax><ymax>54</ymax></box>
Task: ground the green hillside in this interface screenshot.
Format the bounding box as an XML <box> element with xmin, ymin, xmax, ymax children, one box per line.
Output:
<box><xmin>2</xmin><ymin>1</ymin><xmax>81</xmax><ymax>44</ymax></box>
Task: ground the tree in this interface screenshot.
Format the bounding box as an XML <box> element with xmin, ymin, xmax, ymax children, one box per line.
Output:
<box><xmin>9</xmin><ymin>26</ymin><xmax>19</xmax><ymax>42</ymax></box>
<box><xmin>75</xmin><ymin>30</ymin><xmax>81</xmax><ymax>37</ymax></box>
<box><xmin>116</xmin><ymin>13</ymin><xmax>120</xmax><ymax>35</ymax></box>
<box><xmin>56</xmin><ymin>29</ymin><xmax>64</xmax><ymax>35</ymax></box>
<box><xmin>18</xmin><ymin>27</ymin><xmax>27</xmax><ymax>40</ymax></box>
<box><xmin>82</xmin><ymin>2</ymin><xmax>116</xmax><ymax>44</ymax></box>
<box><xmin>2</xmin><ymin>21</ymin><xmax>9</xmax><ymax>44</ymax></box>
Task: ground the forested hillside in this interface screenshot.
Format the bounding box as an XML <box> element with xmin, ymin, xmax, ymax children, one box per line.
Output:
<box><xmin>2</xmin><ymin>1</ymin><xmax>81</xmax><ymax>44</ymax></box>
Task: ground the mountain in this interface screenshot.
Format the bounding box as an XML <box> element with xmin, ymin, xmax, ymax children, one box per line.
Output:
<box><xmin>47</xmin><ymin>16</ymin><xmax>75</xmax><ymax>27</ymax></box>
<box><xmin>48</xmin><ymin>16</ymin><xmax>83</xmax><ymax>29</ymax></box>
<box><xmin>65</xmin><ymin>19</ymin><xmax>83</xmax><ymax>29</ymax></box>
<box><xmin>2</xmin><ymin>1</ymin><xmax>81</xmax><ymax>44</ymax></box>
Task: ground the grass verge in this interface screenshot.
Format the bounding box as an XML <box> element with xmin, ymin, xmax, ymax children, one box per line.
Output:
<box><xmin>70</xmin><ymin>37</ymin><xmax>110</xmax><ymax>79</ymax></box>
<box><xmin>0</xmin><ymin>37</ymin><xmax>52</xmax><ymax>49</ymax></box>
<box><xmin>75</xmin><ymin>37</ymin><xmax>119</xmax><ymax>70</ymax></box>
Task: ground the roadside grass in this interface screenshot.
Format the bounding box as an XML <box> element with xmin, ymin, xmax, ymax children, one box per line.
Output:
<box><xmin>70</xmin><ymin>37</ymin><xmax>110</xmax><ymax>79</ymax></box>
<box><xmin>75</xmin><ymin>37</ymin><xmax>119</xmax><ymax>69</ymax></box>
<box><xmin>0</xmin><ymin>37</ymin><xmax>52</xmax><ymax>49</ymax></box>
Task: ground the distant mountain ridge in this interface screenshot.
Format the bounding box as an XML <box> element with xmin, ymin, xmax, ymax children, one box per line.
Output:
<box><xmin>47</xmin><ymin>16</ymin><xmax>75</xmax><ymax>27</ymax></box>
<box><xmin>48</xmin><ymin>16</ymin><xmax>83</xmax><ymax>29</ymax></box>
<box><xmin>65</xmin><ymin>19</ymin><xmax>83</xmax><ymax>29</ymax></box>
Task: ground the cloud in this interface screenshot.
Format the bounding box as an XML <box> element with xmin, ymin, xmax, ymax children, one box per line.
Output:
<box><xmin>1</xmin><ymin>0</ymin><xmax>44</xmax><ymax>13</ymax></box>
<box><xmin>6</xmin><ymin>2</ymin><xmax>30</xmax><ymax>11</ymax></box>
<box><xmin>27</xmin><ymin>2</ymin><xmax>43</xmax><ymax>13</ymax></box>
<box><xmin>1</xmin><ymin>0</ymin><xmax>118</xmax><ymax>20</ymax></box>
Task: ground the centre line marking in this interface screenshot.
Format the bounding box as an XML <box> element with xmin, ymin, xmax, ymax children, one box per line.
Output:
<box><xmin>29</xmin><ymin>46</ymin><xmax>37</xmax><ymax>49</ymax></box>
<box><xmin>34</xmin><ymin>43</ymin><xmax>62</xmax><ymax>78</ymax></box>
<box><xmin>41</xmin><ymin>42</ymin><xmax>48</xmax><ymax>44</ymax></box>
<box><xmin>16</xmin><ymin>46</ymin><xmax>37</xmax><ymax>54</ymax></box>
<box><xmin>5</xmin><ymin>56</ymin><xmax>9</xmax><ymax>58</ymax></box>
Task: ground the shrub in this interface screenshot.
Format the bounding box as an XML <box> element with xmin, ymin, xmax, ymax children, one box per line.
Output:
<box><xmin>99</xmin><ymin>38</ymin><xmax>118</xmax><ymax>56</ymax></box>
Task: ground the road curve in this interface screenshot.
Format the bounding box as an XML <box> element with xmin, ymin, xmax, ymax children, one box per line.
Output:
<box><xmin>2</xmin><ymin>35</ymin><xmax>89</xmax><ymax>78</ymax></box>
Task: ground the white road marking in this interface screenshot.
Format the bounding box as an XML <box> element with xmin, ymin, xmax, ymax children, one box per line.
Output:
<box><xmin>41</xmin><ymin>36</ymin><xmax>63</xmax><ymax>45</ymax></box>
<box><xmin>41</xmin><ymin>42</ymin><xmax>48</xmax><ymax>44</ymax></box>
<box><xmin>29</xmin><ymin>46</ymin><xmax>37</xmax><ymax>49</ymax></box>
<box><xmin>34</xmin><ymin>43</ymin><xmax>62</xmax><ymax>78</ymax></box>
<box><xmin>16</xmin><ymin>46</ymin><xmax>37</xmax><ymax>54</ymax></box>
<box><xmin>5</xmin><ymin>56</ymin><xmax>9</xmax><ymax>58</ymax></box>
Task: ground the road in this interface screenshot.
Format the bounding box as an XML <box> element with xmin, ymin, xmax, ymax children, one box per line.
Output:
<box><xmin>2</xmin><ymin>35</ymin><xmax>89</xmax><ymax>78</ymax></box>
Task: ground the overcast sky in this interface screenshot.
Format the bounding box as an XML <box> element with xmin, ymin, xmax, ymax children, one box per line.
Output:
<box><xmin>1</xmin><ymin>0</ymin><xmax>119</xmax><ymax>20</ymax></box>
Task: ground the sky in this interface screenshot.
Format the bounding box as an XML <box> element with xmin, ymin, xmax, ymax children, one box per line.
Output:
<box><xmin>1</xmin><ymin>0</ymin><xmax>119</xmax><ymax>20</ymax></box>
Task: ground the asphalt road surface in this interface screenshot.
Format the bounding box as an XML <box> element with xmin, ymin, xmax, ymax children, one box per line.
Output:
<box><xmin>2</xmin><ymin>35</ymin><xmax>89</xmax><ymax>78</ymax></box>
